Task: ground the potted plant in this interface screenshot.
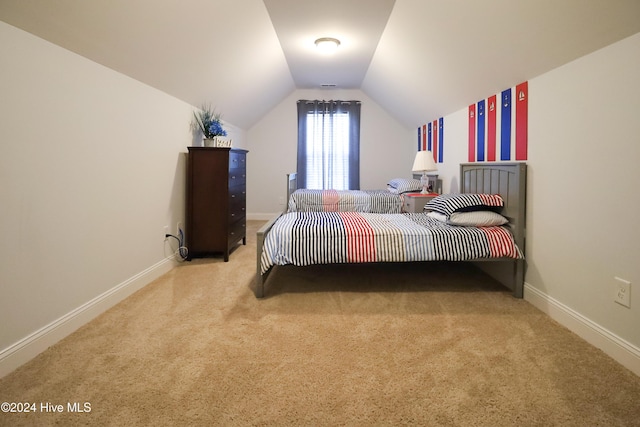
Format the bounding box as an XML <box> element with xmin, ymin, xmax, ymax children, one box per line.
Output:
<box><xmin>191</xmin><ymin>104</ymin><xmax>229</xmax><ymax>147</ymax></box>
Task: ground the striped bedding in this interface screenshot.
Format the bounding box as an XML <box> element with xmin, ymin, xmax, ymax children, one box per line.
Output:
<box><xmin>287</xmin><ymin>189</ymin><xmax>404</xmax><ymax>213</ymax></box>
<box><xmin>260</xmin><ymin>212</ymin><xmax>523</xmax><ymax>274</ymax></box>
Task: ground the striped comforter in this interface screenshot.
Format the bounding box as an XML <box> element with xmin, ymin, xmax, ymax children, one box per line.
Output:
<box><xmin>260</xmin><ymin>212</ymin><xmax>523</xmax><ymax>274</ymax></box>
<box><xmin>287</xmin><ymin>189</ymin><xmax>404</xmax><ymax>213</ymax></box>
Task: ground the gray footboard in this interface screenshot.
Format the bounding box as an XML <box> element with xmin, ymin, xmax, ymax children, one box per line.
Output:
<box><xmin>255</xmin><ymin>213</ymin><xmax>283</xmax><ymax>298</ymax></box>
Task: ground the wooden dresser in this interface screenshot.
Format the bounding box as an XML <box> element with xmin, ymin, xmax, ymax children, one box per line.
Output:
<box><xmin>186</xmin><ymin>147</ymin><xmax>248</xmax><ymax>261</ymax></box>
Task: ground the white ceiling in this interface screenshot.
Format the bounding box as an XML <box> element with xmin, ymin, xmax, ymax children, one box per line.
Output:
<box><xmin>264</xmin><ymin>0</ymin><xmax>396</xmax><ymax>89</ymax></box>
<box><xmin>1</xmin><ymin>0</ymin><xmax>640</xmax><ymax>129</ymax></box>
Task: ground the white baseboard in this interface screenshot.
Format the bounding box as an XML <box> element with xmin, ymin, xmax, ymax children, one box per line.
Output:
<box><xmin>0</xmin><ymin>256</ymin><xmax>177</xmax><ymax>378</ymax></box>
<box><xmin>525</xmin><ymin>283</ymin><xmax>640</xmax><ymax>377</ymax></box>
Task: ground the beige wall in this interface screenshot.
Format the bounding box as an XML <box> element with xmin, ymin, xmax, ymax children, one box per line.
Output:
<box><xmin>246</xmin><ymin>89</ymin><xmax>415</xmax><ymax>217</ymax></box>
<box><xmin>434</xmin><ymin>33</ymin><xmax>640</xmax><ymax>368</ymax></box>
<box><xmin>0</xmin><ymin>22</ymin><xmax>244</xmax><ymax>375</ymax></box>
<box><xmin>526</xmin><ymin>33</ymin><xmax>640</xmax><ymax>348</ymax></box>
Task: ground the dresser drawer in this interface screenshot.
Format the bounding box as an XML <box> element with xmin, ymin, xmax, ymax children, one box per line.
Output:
<box><xmin>229</xmin><ymin>152</ymin><xmax>246</xmax><ymax>170</ymax></box>
<box><xmin>229</xmin><ymin>185</ymin><xmax>246</xmax><ymax>221</ymax></box>
<box><xmin>229</xmin><ymin>185</ymin><xmax>246</xmax><ymax>201</ymax></box>
<box><xmin>229</xmin><ymin>198</ymin><xmax>246</xmax><ymax>222</ymax></box>
<box><xmin>228</xmin><ymin>169</ymin><xmax>246</xmax><ymax>186</ymax></box>
<box><xmin>228</xmin><ymin>218</ymin><xmax>246</xmax><ymax>245</ymax></box>
<box><xmin>403</xmin><ymin>193</ymin><xmax>438</xmax><ymax>213</ymax></box>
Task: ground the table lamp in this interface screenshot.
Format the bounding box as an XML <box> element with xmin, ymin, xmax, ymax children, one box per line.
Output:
<box><xmin>411</xmin><ymin>150</ymin><xmax>438</xmax><ymax>194</ymax></box>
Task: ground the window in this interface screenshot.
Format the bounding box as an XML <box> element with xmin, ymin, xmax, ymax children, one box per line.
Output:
<box><xmin>296</xmin><ymin>100</ymin><xmax>361</xmax><ymax>190</ymax></box>
<box><xmin>305</xmin><ymin>111</ymin><xmax>350</xmax><ymax>189</ymax></box>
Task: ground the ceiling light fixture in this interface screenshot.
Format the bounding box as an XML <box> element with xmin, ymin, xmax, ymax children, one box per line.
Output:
<box><xmin>314</xmin><ymin>37</ymin><xmax>340</xmax><ymax>53</ymax></box>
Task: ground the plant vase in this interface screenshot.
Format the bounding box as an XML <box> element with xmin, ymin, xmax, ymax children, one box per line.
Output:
<box><xmin>203</xmin><ymin>137</ymin><xmax>232</xmax><ymax>148</ymax></box>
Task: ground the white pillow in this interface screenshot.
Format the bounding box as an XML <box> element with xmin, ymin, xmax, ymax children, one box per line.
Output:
<box><xmin>448</xmin><ymin>211</ymin><xmax>508</xmax><ymax>226</ymax></box>
<box><xmin>427</xmin><ymin>210</ymin><xmax>508</xmax><ymax>227</ymax></box>
<box><xmin>426</xmin><ymin>211</ymin><xmax>448</xmax><ymax>222</ymax></box>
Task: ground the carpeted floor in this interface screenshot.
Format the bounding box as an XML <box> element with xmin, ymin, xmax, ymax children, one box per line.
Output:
<box><xmin>1</xmin><ymin>220</ymin><xmax>639</xmax><ymax>426</ymax></box>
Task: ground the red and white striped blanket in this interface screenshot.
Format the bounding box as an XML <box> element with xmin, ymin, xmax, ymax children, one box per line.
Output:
<box><xmin>287</xmin><ymin>189</ymin><xmax>404</xmax><ymax>213</ymax></box>
<box><xmin>260</xmin><ymin>212</ymin><xmax>522</xmax><ymax>274</ymax></box>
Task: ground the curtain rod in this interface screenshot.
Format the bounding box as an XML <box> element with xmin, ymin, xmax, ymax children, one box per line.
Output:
<box><xmin>297</xmin><ymin>100</ymin><xmax>361</xmax><ymax>105</ymax></box>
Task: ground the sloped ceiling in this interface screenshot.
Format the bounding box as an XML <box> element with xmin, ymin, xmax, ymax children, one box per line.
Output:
<box><xmin>1</xmin><ymin>0</ymin><xmax>640</xmax><ymax>129</ymax></box>
<box><xmin>263</xmin><ymin>0</ymin><xmax>396</xmax><ymax>89</ymax></box>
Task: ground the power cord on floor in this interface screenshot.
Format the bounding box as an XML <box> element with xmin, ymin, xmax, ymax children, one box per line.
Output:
<box><xmin>165</xmin><ymin>231</ymin><xmax>189</xmax><ymax>261</ymax></box>
<box><xmin>178</xmin><ymin>228</ymin><xmax>188</xmax><ymax>260</ymax></box>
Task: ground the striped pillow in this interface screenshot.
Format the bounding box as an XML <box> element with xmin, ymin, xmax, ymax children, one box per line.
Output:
<box><xmin>387</xmin><ymin>178</ymin><xmax>423</xmax><ymax>194</ymax></box>
<box><xmin>425</xmin><ymin>193</ymin><xmax>504</xmax><ymax>217</ymax></box>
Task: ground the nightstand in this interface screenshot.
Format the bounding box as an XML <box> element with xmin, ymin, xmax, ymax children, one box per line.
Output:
<box><xmin>403</xmin><ymin>193</ymin><xmax>439</xmax><ymax>213</ymax></box>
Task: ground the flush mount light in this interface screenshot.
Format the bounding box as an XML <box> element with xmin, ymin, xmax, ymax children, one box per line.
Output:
<box><xmin>314</xmin><ymin>37</ymin><xmax>340</xmax><ymax>53</ymax></box>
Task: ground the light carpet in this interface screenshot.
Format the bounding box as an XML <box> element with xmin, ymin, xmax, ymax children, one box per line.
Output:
<box><xmin>1</xmin><ymin>220</ymin><xmax>639</xmax><ymax>426</ymax></box>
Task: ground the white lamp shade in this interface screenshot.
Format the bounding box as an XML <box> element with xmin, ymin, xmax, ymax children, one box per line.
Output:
<box><xmin>411</xmin><ymin>150</ymin><xmax>438</xmax><ymax>173</ymax></box>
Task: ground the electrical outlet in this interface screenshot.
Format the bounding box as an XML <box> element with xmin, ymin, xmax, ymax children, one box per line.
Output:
<box><xmin>163</xmin><ymin>225</ymin><xmax>169</xmax><ymax>238</ymax></box>
<box><xmin>614</xmin><ymin>277</ymin><xmax>631</xmax><ymax>308</ymax></box>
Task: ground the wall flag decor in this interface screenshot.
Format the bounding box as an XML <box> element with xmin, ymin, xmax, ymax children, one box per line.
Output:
<box><xmin>468</xmin><ymin>81</ymin><xmax>528</xmax><ymax>162</ymax></box>
<box><xmin>417</xmin><ymin>117</ymin><xmax>444</xmax><ymax>162</ymax></box>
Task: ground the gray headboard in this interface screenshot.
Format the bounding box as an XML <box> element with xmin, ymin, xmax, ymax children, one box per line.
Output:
<box><xmin>460</xmin><ymin>162</ymin><xmax>527</xmax><ymax>297</ymax></box>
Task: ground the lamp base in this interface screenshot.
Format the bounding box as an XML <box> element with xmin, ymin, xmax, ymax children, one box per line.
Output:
<box><xmin>420</xmin><ymin>172</ymin><xmax>429</xmax><ymax>194</ymax></box>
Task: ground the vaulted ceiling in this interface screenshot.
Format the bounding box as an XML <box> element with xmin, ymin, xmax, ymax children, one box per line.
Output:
<box><xmin>2</xmin><ymin>0</ymin><xmax>640</xmax><ymax>129</ymax></box>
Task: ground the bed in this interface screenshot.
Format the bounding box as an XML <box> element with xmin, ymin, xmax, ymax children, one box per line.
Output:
<box><xmin>285</xmin><ymin>173</ymin><xmax>431</xmax><ymax>213</ymax></box>
<box><xmin>288</xmin><ymin>188</ymin><xmax>406</xmax><ymax>213</ymax></box>
<box><xmin>257</xmin><ymin>162</ymin><xmax>527</xmax><ymax>299</ymax></box>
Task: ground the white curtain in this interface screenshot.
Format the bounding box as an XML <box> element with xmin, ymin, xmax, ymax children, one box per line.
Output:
<box><xmin>296</xmin><ymin>100</ymin><xmax>361</xmax><ymax>190</ymax></box>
